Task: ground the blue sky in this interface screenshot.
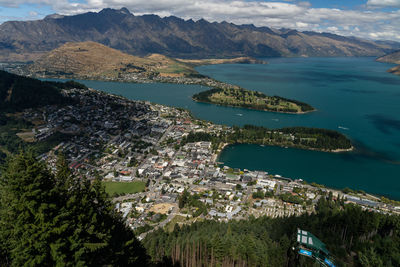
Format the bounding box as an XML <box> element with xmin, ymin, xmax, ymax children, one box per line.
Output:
<box><xmin>0</xmin><ymin>0</ymin><xmax>399</xmax><ymax>41</ymax></box>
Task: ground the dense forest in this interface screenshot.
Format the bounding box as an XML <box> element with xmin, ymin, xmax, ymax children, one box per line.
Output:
<box><xmin>192</xmin><ymin>87</ymin><xmax>314</xmax><ymax>113</ymax></box>
<box><xmin>0</xmin><ymin>70</ymin><xmax>83</xmax><ymax>111</ymax></box>
<box><xmin>144</xmin><ymin>195</ymin><xmax>400</xmax><ymax>267</ymax></box>
<box><xmin>0</xmin><ymin>152</ymin><xmax>149</xmax><ymax>266</ymax></box>
<box><xmin>181</xmin><ymin>125</ymin><xmax>352</xmax><ymax>152</ymax></box>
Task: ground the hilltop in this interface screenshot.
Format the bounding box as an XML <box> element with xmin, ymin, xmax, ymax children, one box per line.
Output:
<box><xmin>27</xmin><ymin>41</ymin><xmax>196</xmax><ymax>79</ymax></box>
<box><xmin>377</xmin><ymin>50</ymin><xmax>400</xmax><ymax>75</ymax></box>
<box><xmin>0</xmin><ymin>8</ymin><xmax>398</xmax><ymax>62</ymax></box>
<box><xmin>25</xmin><ymin>41</ymin><xmax>264</xmax><ymax>80</ymax></box>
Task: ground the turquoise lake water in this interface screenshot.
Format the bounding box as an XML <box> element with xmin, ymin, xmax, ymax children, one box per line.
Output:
<box><xmin>52</xmin><ymin>57</ymin><xmax>400</xmax><ymax>199</ymax></box>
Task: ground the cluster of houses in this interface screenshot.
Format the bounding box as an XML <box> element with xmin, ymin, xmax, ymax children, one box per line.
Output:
<box><xmin>18</xmin><ymin>85</ymin><xmax>399</xmax><ymax>236</ymax></box>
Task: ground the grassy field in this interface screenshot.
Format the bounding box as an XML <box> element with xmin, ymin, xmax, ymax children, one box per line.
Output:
<box><xmin>103</xmin><ymin>181</ymin><xmax>146</xmax><ymax>195</ymax></box>
<box><xmin>157</xmin><ymin>63</ymin><xmax>195</xmax><ymax>75</ymax></box>
<box><xmin>16</xmin><ymin>131</ymin><xmax>35</xmax><ymax>142</ymax></box>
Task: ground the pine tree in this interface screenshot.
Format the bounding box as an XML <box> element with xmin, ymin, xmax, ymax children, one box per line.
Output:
<box><xmin>0</xmin><ymin>151</ymin><xmax>59</xmax><ymax>266</ymax></box>
<box><xmin>0</xmin><ymin>151</ymin><xmax>150</xmax><ymax>266</ymax></box>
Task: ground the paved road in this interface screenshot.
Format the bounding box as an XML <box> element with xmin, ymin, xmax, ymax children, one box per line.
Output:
<box><xmin>113</xmin><ymin>192</ymin><xmax>146</xmax><ymax>202</ymax></box>
<box><xmin>275</xmin><ymin>183</ymin><xmax>281</xmax><ymax>196</ymax></box>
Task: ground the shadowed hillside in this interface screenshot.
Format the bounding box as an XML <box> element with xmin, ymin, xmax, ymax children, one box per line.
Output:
<box><xmin>0</xmin><ymin>70</ymin><xmax>80</xmax><ymax>111</ymax></box>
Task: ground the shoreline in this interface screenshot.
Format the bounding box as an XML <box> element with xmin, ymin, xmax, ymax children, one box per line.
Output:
<box><xmin>329</xmin><ymin>146</ymin><xmax>354</xmax><ymax>153</ymax></box>
<box><xmin>218</xmin><ymin>142</ymin><xmax>354</xmax><ymax>155</ymax></box>
<box><xmin>212</xmin><ymin>144</ymin><xmax>392</xmax><ymax>203</ymax></box>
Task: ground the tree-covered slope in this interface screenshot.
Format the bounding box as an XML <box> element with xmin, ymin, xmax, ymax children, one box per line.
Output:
<box><xmin>0</xmin><ymin>70</ymin><xmax>82</xmax><ymax>111</ymax></box>
<box><xmin>0</xmin><ymin>152</ymin><xmax>149</xmax><ymax>266</ymax></box>
<box><xmin>144</xmin><ymin>196</ymin><xmax>400</xmax><ymax>267</ymax></box>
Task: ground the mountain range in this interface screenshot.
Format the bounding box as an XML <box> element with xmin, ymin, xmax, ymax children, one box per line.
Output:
<box><xmin>0</xmin><ymin>7</ymin><xmax>399</xmax><ymax>62</ymax></box>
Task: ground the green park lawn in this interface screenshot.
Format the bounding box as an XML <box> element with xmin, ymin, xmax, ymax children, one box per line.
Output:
<box><xmin>103</xmin><ymin>181</ymin><xmax>146</xmax><ymax>195</ymax></box>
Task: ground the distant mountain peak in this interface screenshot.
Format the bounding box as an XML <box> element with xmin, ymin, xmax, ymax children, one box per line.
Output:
<box><xmin>44</xmin><ymin>13</ymin><xmax>65</xmax><ymax>20</ymax></box>
<box><xmin>99</xmin><ymin>7</ymin><xmax>132</xmax><ymax>16</ymax></box>
<box><xmin>119</xmin><ymin>7</ymin><xmax>131</xmax><ymax>15</ymax></box>
<box><xmin>196</xmin><ymin>18</ymin><xmax>208</xmax><ymax>24</ymax></box>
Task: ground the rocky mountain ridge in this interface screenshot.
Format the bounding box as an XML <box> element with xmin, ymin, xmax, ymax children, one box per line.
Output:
<box><xmin>0</xmin><ymin>7</ymin><xmax>398</xmax><ymax>62</ymax></box>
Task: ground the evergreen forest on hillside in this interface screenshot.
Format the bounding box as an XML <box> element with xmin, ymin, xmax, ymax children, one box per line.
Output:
<box><xmin>144</xmin><ymin>195</ymin><xmax>400</xmax><ymax>267</ymax></box>
<box><xmin>0</xmin><ymin>152</ymin><xmax>149</xmax><ymax>266</ymax></box>
<box><xmin>0</xmin><ymin>70</ymin><xmax>84</xmax><ymax>111</ymax></box>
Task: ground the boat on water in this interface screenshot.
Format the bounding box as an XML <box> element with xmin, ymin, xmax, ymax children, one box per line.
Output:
<box><xmin>338</xmin><ymin>126</ymin><xmax>349</xmax><ymax>130</ymax></box>
<box><xmin>236</xmin><ymin>113</ymin><xmax>243</xmax><ymax>116</ymax></box>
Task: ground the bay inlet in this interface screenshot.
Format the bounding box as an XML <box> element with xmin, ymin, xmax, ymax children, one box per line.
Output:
<box><xmin>49</xmin><ymin>57</ymin><xmax>400</xmax><ymax>199</ymax></box>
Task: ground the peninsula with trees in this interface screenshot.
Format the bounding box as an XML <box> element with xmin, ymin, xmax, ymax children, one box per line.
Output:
<box><xmin>182</xmin><ymin>125</ymin><xmax>353</xmax><ymax>153</ymax></box>
<box><xmin>192</xmin><ymin>87</ymin><xmax>315</xmax><ymax>114</ymax></box>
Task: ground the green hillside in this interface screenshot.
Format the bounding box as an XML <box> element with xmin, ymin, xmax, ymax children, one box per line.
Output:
<box><xmin>0</xmin><ymin>70</ymin><xmax>83</xmax><ymax>111</ymax></box>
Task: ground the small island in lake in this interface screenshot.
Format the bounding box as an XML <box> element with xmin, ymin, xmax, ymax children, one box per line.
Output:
<box><xmin>192</xmin><ymin>87</ymin><xmax>315</xmax><ymax>114</ymax></box>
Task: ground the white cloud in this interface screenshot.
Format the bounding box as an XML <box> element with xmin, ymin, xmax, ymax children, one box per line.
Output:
<box><xmin>327</xmin><ymin>26</ymin><xmax>338</xmax><ymax>32</ymax></box>
<box><xmin>296</xmin><ymin>22</ymin><xmax>308</xmax><ymax>28</ymax></box>
<box><xmin>367</xmin><ymin>0</ymin><xmax>400</xmax><ymax>8</ymax></box>
<box><xmin>0</xmin><ymin>0</ymin><xmax>56</xmax><ymax>8</ymax></box>
<box><xmin>1</xmin><ymin>0</ymin><xmax>400</xmax><ymax>41</ymax></box>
